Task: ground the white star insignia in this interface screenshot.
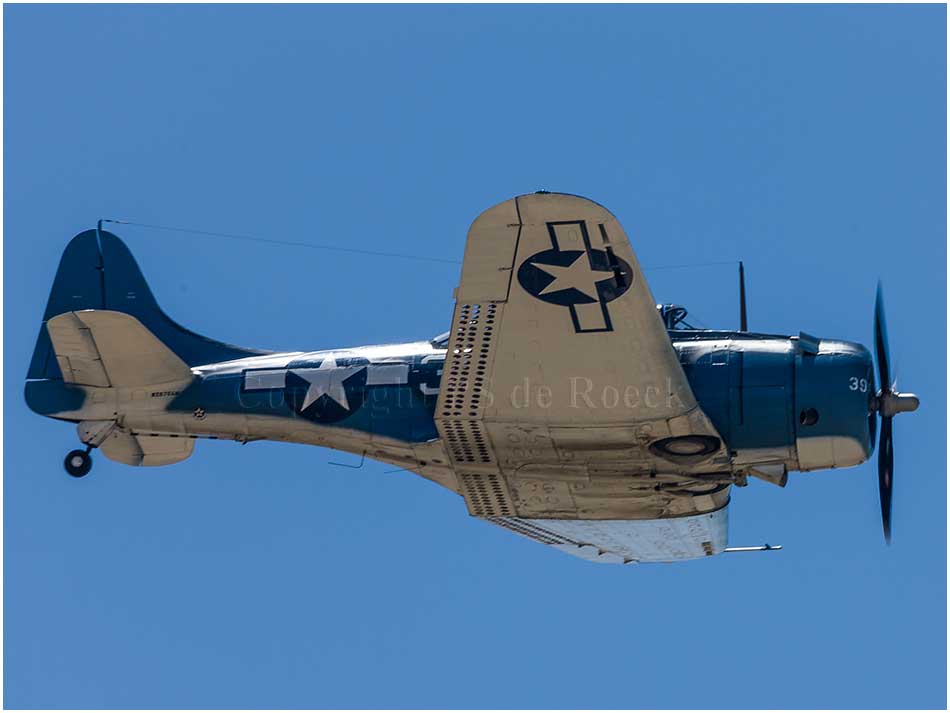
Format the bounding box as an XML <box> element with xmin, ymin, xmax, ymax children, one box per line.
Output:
<box><xmin>533</xmin><ymin>253</ymin><xmax>613</xmax><ymax>300</ymax></box>
<box><xmin>292</xmin><ymin>355</ymin><xmax>364</xmax><ymax>412</ymax></box>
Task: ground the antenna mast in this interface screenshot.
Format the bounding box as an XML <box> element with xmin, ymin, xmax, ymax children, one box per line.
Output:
<box><xmin>739</xmin><ymin>261</ymin><xmax>748</xmax><ymax>331</ymax></box>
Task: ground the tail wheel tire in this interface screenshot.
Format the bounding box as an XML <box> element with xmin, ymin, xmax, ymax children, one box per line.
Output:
<box><xmin>64</xmin><ymin>449</ymin><xmax>92</xmax><ymax>478</ymax></box>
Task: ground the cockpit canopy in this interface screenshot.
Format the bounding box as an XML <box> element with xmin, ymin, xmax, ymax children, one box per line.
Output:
<box><xmin>431</xmin><ymin>331</ymin><xmax>451</xmax><ymax>349</ymax></box>
<box><xmin>657</xmin><ymin>303</ymin><xmax>697</xmax><ymax>329</ymax></box>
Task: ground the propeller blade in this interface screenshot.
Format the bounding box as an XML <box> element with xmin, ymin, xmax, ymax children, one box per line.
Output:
<box><xmin>875</xmin><ymin>281</ymin><xmax>891</xmax><ymax>392</ymax></box>
<box><xmin>878</xmin><ymin>416</ymin><xmax>894</xmax><ymax>544</ymax></box>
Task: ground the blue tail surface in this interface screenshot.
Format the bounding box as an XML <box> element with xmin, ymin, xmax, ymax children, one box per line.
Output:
<box><xmin>28</xmin><ymin>228</ymin><xmax>268</xmax><ymax>380</ymax></box>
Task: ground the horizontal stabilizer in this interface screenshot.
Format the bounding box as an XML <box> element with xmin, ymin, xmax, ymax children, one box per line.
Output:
<box><xmin>100</xmin><ymin>429</ymin><xmax>195</xmax><ymax>467</ymax></box>
<box><xmin>47</xmin><ymin>310</ymin><xmax>193</xmax><ymax>387</ymax></box>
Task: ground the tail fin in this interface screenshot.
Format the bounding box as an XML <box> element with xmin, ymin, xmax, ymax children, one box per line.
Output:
<box><xmin>28</xmin><ymin>228</ymin><xmax>267</xmax><ymax>380</ymax></box>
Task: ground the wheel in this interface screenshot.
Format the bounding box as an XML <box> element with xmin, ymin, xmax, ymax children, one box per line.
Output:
<box><xmin>64</xmin><ymin>449</ymin><xmax>92</xmax><ymax>478</ymax></box>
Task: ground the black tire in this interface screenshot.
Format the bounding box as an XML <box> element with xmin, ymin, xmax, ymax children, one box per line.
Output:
<box><xmin>64</xmin><ymin>449</ymin><xmax>92</xmax><ymax>477</ymax></box>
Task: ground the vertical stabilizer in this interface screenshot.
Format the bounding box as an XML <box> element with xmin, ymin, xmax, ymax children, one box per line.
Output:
<box><xmin>28</xmin><ymin>228</ymin><xmax>268</xmax><ymax>380</ymax></box>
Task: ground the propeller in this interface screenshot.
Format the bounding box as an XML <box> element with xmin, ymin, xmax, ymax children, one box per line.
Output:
<box><xmin>871</xmin><ymin>282</ymin><xmax>919</xmax><ymax>543</ymax></box>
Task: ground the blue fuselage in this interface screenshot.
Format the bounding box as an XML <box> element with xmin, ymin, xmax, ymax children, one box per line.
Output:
<box><xmin>135</xmin><ymin>329</ymin><xmax>874</xmax><ymax>473</ymax></box>
<box><xmin>26</xmin><ymin>327</ymin><xmax>876</xmax><ymax>475</ymax></box>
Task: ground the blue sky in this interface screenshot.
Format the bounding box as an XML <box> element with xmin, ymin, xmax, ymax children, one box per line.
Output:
<box><xmin>4</xmin><ymin>4</ymin><xmax>946</xmax><ymax>709</ymax></box>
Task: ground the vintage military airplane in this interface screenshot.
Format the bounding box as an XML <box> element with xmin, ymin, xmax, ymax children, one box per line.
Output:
<box><xmin>25</xmin><ymin>192</ymin><xmax>919</xmax><ymax>563</ymax></box>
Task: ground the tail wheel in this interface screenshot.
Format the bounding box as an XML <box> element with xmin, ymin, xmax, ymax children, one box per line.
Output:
<box><xmin>64</xmin><ymin>449</ymin><xmax>92</xmax><ymax>478</ymax></box>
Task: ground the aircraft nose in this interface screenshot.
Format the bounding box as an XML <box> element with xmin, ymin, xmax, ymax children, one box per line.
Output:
<box><xmin>795</xmin><ymin>340</ymin><xmax>875</xmax><ymax>470</ymax></box>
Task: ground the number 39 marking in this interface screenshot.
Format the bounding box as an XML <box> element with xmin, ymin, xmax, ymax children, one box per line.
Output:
<box><xmin>849</xmin><ymin>377</ymin><xmax>868</xmax><ymax>393</ymax></box>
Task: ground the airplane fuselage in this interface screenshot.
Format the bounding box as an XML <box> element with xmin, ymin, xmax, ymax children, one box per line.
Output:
<box><xmin>27</xmin><ymin>328</ymin><xmax>876</xmax><ymax>485</ymax></box>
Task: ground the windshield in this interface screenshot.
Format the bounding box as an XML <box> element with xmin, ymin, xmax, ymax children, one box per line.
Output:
<box><xmin>657</xmin><ymin>304</ymin><xmax>696</xmax><ymax>329</ymax></box>
<box><xmin>430</xmin><ymin>331</ymin><xmax>451</xmax><ymax>349</ymax></box>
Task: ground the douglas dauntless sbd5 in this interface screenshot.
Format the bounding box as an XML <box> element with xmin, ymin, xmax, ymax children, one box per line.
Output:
<box><xmin>26</xmin><ymin>192</ymin><xmax>919</xmax><ymax>563</ymax></box>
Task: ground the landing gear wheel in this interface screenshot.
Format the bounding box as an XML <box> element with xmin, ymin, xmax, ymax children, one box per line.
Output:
<box><xmin>64</xmin><ymin>449</ymin><xmax>92</xmax><ymax>478</ymax></box>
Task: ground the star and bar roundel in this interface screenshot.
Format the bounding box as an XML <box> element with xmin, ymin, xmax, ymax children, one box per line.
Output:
<box><xmin>241</xmin><ymin>355</ymin><xmax>421</xmax><ymax>424</ymax></box>
<box><xmin>516</xmin><ymin>220</ymin><xmax>633</xmax><ymax>333</ymax></box>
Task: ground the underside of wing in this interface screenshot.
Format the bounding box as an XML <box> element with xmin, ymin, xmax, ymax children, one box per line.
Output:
<box><xmin>487</xmin><ymin>507</ymin><xmax>729</xmax><ymax>564</ymax></box>
<box><xmin>436</xmin><ymin>193</ymin><xmax>732</xmax><ymax>524</ymax></box>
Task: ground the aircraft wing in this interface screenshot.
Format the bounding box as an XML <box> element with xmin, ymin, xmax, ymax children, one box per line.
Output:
<box><xmin>435</xmin><ymin>193</ymin><xmax>731</xmax><ymax>523</ymax></box>
<box><xmin>485</xmin><ymin>508</ymin><xmax>729</xmax><ymax>564</ymax></box>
